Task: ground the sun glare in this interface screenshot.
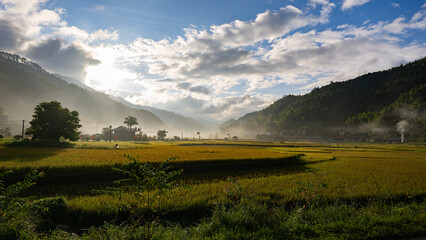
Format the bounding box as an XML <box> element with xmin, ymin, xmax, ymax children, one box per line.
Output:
<box><xmin>85</xmin><ymin>48</ymin><xmax>137</xmax><ymax>90</ymax></box>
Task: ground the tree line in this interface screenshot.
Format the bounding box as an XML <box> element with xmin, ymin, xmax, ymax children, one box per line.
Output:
<box><xmin>1</xmin><ymin>101</ymin><xmax>170</xmax><ymax>142</ymax></box>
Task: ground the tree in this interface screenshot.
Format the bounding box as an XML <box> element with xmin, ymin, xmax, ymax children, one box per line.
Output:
<box><xmin>124</xmin><ymin>115</ymin><xmax>138</xmax><ymax>140</ymax></box>
<box><xmin>102</xmin><ymin>127</ymin><xmax>111</xmax><ymax>140</ymax></box>
<box><xmin>124</xmin><ymin>115</ymin><xmax>138</xmax><ymax>130</ymax></box>
<box><xmin>26</xmin><ymin>101</ymin><xmax>81</xmax><ymax>141</ymax></box>
<box><xmin>157</xmin><ymin>130</ymin><xmax>167</xmax><ymax>140</ymax></box>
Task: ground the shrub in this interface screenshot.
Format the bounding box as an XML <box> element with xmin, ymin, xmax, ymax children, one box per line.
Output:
<box><xmin>31</xmin><ymin>197</ymin><xmax>67</xmax><ymax>232</ymax></box>
<box><xmin>0</xmin><ymin>169</ymin><xmax>44</xmax><ymax>239</ymax></box>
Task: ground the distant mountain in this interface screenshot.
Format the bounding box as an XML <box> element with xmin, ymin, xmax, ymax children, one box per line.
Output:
<box><xmin>54</xmin><ymin>74</ymin><xmax>95</xmax><ymax>92</ymax></box>
<box><xmin>53</xmin><ymin>74</ymin><xmax>206</xmax><ymax>133</ymax></box>
<box><xmin>222</xmin><ymin>57</ymin><xmax>426</xmax><ymax>140</ymax></box>
<box><xmin>0</xmin><ymin>52</ymin><xmax>166</xmax><ymax>133</ymax></box>
<box><xmin>220</xmin><ymin>119</ymin><xmax>236</xmax><ymax>128</ymax></box>
<box><xmin>108</xmin><ymin>95</ymin><xmax>206</xmax><ymax>133</ymax></box>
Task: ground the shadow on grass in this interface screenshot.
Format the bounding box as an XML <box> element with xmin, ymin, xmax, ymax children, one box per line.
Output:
<box><xmin>9</xmin><ymin>165</ymin><xmax>121</xmax><ymax>197</ymax></box>
<box><xmin>178</xmin><ymin>142</ymin><xmax>327</xmax><ymax>148</ymax></box>
<box><xmin>0</xmin><ymin>139</ymin><xmax>72</xmax><ymax>164</ymax></box>
<box><xmin>20</xmin><ymin>154</ymin><xmax>312</xmax><ymax>197</ymax></box>
<box><xmin>174</xmin><ymin>154</ymin><xmax>309</xmax><ymax>181</ymax></box>
<box><xmin>0</xmin><ymin>146</ymin><xmax>65</xmax><ymax>163</ymax></box>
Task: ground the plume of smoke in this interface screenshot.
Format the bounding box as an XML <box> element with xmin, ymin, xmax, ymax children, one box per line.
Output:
<box><xmin>398</xmin><ymin>108</ymin><xmax>426</xmax><ymax>120</ymax></box>
<box><xmin>219</xmin><ymin>125</ymin><xmax>263</xmax><ymax>139</ymax></box>
<box><xmin>396</xmin><ymin>120</ymin><xmax>409</xmax><ymax>143</ymax></box>
<box><xmin>396</xmin><ymin>120</ymin><xmax>409</xmax><ymax>133</ymax></box>
<box><xmin>358</xmin><ymin>123</ymin><xmax>390</xmax><ymax>134</ymax></box>
<box><xmin>338</xmin><ymin>123</ymin><xmax>390</xmax><ymax>135</ymax></box>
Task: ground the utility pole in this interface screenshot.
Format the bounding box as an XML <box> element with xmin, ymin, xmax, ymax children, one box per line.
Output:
<box><xmin>109</xmin><ymin>125</ymin><xmax>112</xmax><ymax>143</ymax></box>
<box><xmin>21</xmin><ymin>120</ymin><xmax>25</xmax><ymax>141</ymax></box>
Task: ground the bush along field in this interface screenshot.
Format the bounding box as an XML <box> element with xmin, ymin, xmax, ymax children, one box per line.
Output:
<box><xmin>0</xmin><ymin>141</ymin><xmax>425</xmax><ymax>239</ymax></box>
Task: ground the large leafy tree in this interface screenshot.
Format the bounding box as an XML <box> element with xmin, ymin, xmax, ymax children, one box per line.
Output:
<box><xmin>157</xmin><ymin>130</ymin><xmax>167</xmax><ymax>140</ymax></box>
<box><xmin>26</xmin><ymin>101</ymin><xmax>81</xmax><ymax>141</ymax></box>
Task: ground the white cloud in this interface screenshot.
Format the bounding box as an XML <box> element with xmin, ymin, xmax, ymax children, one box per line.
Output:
<box><xmin>94</xmin><ymin>4</ymin><xmax>105</xmax><ymax>12</ymax></box>
<box><xmin>341</xmin><ymin>0</ymin><xmax>371</xmax><ymax>11</ymax></box>
<box><xmin>209</xmin><ymin>6</ymin><xmax>309</xmax><ymax>46</ymax></box>
<box><xmin>308</xmin><ymin>0</ymin><xmax>335</xmax><ymax>22</ymax></box>
<box><xmin>381</xmin><ymin>8</ymin><xmax>426</xmax><ymax>34</ymax></box>
<box><xmin>90</xmin><ymin>29</ymin><xmax>119</xmax><ymax>41</ymax></box>
<box><xmin>391</xmin><ymin>3</ymin><xmax>400</xmax><ymax>8</ymax></box>
<box><xmin>0</xmin><ymin>0</ymin><xmax>63</xmax><ymax>42</ymax></box>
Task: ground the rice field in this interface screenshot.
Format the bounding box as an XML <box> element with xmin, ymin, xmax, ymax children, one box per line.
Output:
<box><xmin>1</xmin><ymin>141</ymin><xmax>424</xmax><ymax>197</ymax></box>
<box><xmin>1</xmin><ymin>140</ymin><xmax>425</xmax><ymax>238</ymax></box>
<box><xmin>0</xmin><ymin>142</ymin><xmax>297</xmax><ymax>169</ymax></box>
<box><xmin>56</xmin><ymin>142</ymin><xmax>426</xmax><ymax>221</ymax></box>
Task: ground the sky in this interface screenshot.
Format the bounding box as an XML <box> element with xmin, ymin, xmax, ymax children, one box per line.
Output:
<box><xmin>0</xmin><ymin>0</ymin><xmax>425</xmax><ymax>124</ymax></box>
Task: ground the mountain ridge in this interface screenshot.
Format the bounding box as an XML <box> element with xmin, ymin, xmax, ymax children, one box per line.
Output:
<box><xmin>0</xmin><ymin>52</ymin><xmax>45</xmax><ymax>73</ymax></box>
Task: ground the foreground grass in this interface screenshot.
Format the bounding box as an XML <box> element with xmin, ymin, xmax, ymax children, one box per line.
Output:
<box><xmin>14</xmin><ymin>201</ymin><xmax>426</xmax><ymax>240</ymax></box>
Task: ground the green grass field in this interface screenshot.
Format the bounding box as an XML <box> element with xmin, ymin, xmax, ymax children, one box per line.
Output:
<box><xmin>0</xmin><ymin>140</ymin><xmax>425</xmax><ymax>239</ymax></box>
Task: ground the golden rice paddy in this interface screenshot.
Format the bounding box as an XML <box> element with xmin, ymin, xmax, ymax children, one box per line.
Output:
<box><xmin>1</xmin><ymin>141</ymin><xmax>425</xmax><ymax>216</ymax></box>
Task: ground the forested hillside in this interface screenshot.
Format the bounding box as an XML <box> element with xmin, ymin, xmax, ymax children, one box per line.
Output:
<box><xmin>223</xmin><ymin>57</ymin><xmax>426</xmax><ymax>141</ymax></box>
